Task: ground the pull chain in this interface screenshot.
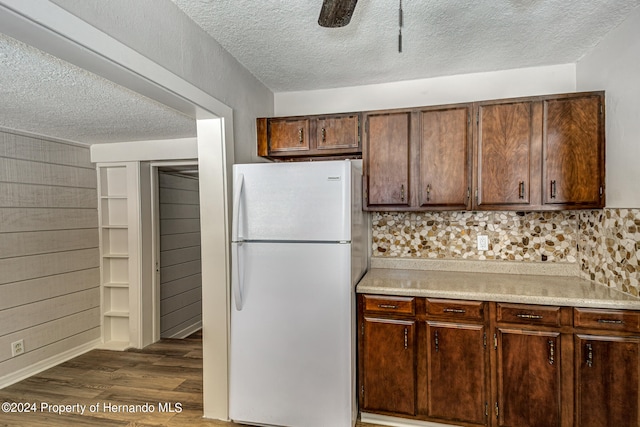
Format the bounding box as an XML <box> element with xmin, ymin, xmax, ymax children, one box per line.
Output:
<box><xmin>398</xmin><ymin>0</ymin><xmax>403</xmax><ymax>52</ymax></box>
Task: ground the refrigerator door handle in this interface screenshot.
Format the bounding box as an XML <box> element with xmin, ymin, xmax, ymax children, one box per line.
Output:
<box><xmin>232</xmin><ymin>242</ymin><xmax>244</xmax><ymax>311</ymax></box>
<box><xmin>232</xmin><ymin>172</ymin><xmax>245</xmax><ymax>242</ymax></box>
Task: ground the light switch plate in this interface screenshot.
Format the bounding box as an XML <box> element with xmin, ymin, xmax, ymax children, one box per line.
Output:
<box><xmin>477</xmin><ymin>235</ymin><xmax>489</xmax><ymax>251</ymax></box>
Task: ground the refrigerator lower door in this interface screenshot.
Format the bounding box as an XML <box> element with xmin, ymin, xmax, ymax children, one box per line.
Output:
<box><xmin>230</xmin><ymin>242</ymin><xmax>354</xmax><ymax>427</ymax></box>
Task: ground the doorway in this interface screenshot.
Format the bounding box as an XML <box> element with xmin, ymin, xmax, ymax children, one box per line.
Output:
<box><xmin>151</xmin><ymin>162</ymin><xmax>202</xmax><ymax>341</ymax></box>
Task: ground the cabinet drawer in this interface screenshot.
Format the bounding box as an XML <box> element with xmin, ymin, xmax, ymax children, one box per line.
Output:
<box><xmin>574</xmin><ymin>308</ymin><xmax>640</xmax><ymax>333</ymax></box>
<box><xmin>496</xmin><ymin>303</ymin><xmax>561</xmax><ymax>327</ymax></box>
<box><xmin>426</xmin><ymin>299</ymin><xmax>484</xmax><ymax>321</ymax></box>
<box><xmin>363</xmin><ymin>295</ymin><xmax>415</xmax><ymax>316</ymax></box>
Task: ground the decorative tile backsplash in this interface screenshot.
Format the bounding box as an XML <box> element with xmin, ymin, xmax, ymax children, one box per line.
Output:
<box><xmin>372</xmin><ymin>209</ymin><xmax>640</xmax><ymax>298</ymax></box>
<box><xmin>372</xmin><ymin>211</ymin><xmax>578</xmax><ymax>262</ymax></box>
<box><xmin>579</xmin><ymin>209</ymin><xmax>640</xmax><ymax>297</ymax></box>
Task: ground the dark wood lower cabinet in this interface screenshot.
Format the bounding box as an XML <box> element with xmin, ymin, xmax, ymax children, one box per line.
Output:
<box><xmin>575</xmin><ymin>335</ymin><xmax>640</xmax><ymax>427</ymax></box>
<box><xmin>358</xmin><ymin>294</ymin><xmax>640</xmax><ymax>427</ymax></box>
<box><xmin>426</xmin><ymin>322</ymin><xmax>487</xmax><ymax>425</ymax></box>
<box><xmin>496</xmin><ymin>329</ymin><xmax>561</xmax><ymax>427</ymax></box>
<box><xmin>361</xmin><ymin>316</ymin><xmax>416</xmax><ymax>415</ymax></box>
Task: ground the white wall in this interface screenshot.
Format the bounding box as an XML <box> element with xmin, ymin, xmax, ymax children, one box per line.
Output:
<box><xmin>91</xmin><ymin>138</ymin><xmax>198</xmax><ymax>163</ymax></box>
<box><xmin>275</xmin><ymin>64</ymin><xmax>576</xmax><ymax>116</ymax></box>
<box><xmin>577</xmin><ymin>6</ymin><xmax>640</xmax><ymax>209</ymax></box>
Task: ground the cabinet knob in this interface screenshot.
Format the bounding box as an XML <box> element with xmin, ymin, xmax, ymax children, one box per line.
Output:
<box><xmin>548</xmin><ymin>339</ymin><xmax>555</xmax><ymax>365</ymax></box>
<box><xmin>298</xmin><ymin>128</ymin><xmax>304</xmax><ymax>144</ymax></box>
<box><xmin>400</xmin><ymin>184</ymin><xmax>405</xmax><ymax>202</ymax></box>
<box><xmin>426</xmin><ymin>184</ymin><xmax>431</xmax><ymax>202</ymax></box>
<box><xmin>518</xmin><ymin>181</ymin><xmax>525</xmax><ymax>199</ymax></box>
<box><xmin>550</xmin><ymin>180</ymin><xmax>557</xmax><ymax>199</ymax></box>
<box><xmin>321</xmin><ymin>127</ymin><xmax>326</xmax><ymax>142</ymax></box>
<box><xmin>586</xmin><ymin>343</ymin><xmax>593</xmax><ymax>367</ymax></box>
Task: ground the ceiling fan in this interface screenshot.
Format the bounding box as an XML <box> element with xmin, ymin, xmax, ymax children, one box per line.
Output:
<box><xmin>318</xmin><ymin>0</ymin><xmax>358</xmax><ymax>27</ymax></box>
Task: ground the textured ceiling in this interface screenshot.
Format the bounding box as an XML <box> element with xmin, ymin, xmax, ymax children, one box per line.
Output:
<box><xmin>1</xmin><ymin>1</ymin><xmax>639</xmax><ymax>145</ymax></box>
<box><xmin>0</xmin><ymin>33</ymin><xmax>196</xmax><ymax>144</ymax></box>
<box><xmin>171</xmin><ymin>0</ymin><xmax>640</xmax><ymax>92</ymax></box>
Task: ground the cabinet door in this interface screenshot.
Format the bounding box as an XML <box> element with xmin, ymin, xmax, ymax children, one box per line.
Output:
<box><xmin>362</xmin><ymin>316</ymin><xmax>416</xmax><ymax>415</ymax></box>
<box><xmin>316</xmin><ymin>115</ymin><xmax>359</xmax><ymax>151</ymax></box>
<box><xmin>426</xmin><ymin>322</ymin><xmax>486</xmax><ymax>425</ymax></box>
<box><xmin>575</xmin><ymin>335</ymin><xmax>639</xmax><ymax>427</ymax></box>
<box><xmin>496</xmin><ymin>328</ymin><xmax>561</xmax><ymax>427</ymax></box>
<box><xmin>543</xmin><ymin>95</ymin><xmax>604</xmax><ymax>207</ymax></box>
<box><xmin>477</xmin><ymin>102</ymin><xmax>534</xmax><ymax>208</ymax></box>
<box><xmin>365</xmin><ymin>112</ymin><xmax>411</xmax><ymax>208</ymax></box>
<box><xmin>419</xmin><ymin>107</ymin><xmax>471</xmax><ymax>209</ymax></box>
<box><xmin>268</xmin><ymin>118</ymin><xmax>310</xmax><ymax>153</ymax></box>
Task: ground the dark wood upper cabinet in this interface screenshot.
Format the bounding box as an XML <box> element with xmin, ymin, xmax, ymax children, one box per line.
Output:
<box><xmin>257</xmin><ymin>113</ymin><xmax>361</xmax><ymax>158</ymax></box>
<box><xmin>267</xmin><ymin>118</ymin><xmax>310</xmax><ymax>153</ymax></box>
<box><xmin>364</xmin><ymin>111</ymin><xmax>411</xmax><ymax>208</ymax></box>
<box><xmin>315</xmin><ymin>115</ymin><xmax>359</xmax><ymax>151</ymax></box>
<box><xmin>363</xmin><ymin>105</ymin><xmax>472</xmax><ymax>211</ymax></box>
<box><xmin>259</xmin><ymin>91</ymin><xmax>604</xmax><ymax>211</ymax></box>
<box><xmin>474</xmin><ymin>91</ymin><xmax>604</xmax><ymax>211</ymax></box>
<box><xmin>476</xmin><ymin>101</ymin><xmax>539</xmax><ymax>209</ymax></box>
<box><xmin>418</xmin><ymin>106</ymin><xmax>472</xmax><ymax>209</ymax></box>
<box><xmin>543</xmin><ymin>94</ymin><xmax>605</xmax><ymax>207</ymax></box>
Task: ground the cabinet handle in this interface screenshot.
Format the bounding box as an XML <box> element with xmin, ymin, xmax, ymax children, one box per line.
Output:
<box><xmin>377</xmin><ymin>304</ymin><xmax>398</xmax><ymax>309</ymax></box>
<box><xmin>443</xmin><ymin>308</ymin><xmax>466</xmax><ymax>314</ymax></box>
<box><xmin>404</xmin><ymin>327</ymin><xmax>408</xmax><ymax>349</ymax></box>
<box><xmin>434</xmin><ymin>330</ymin><xmax>439</xmax><ymax>352</ymax></box>
<box><xmin>516</xmin><ymin>313</ymin><xmax>543</xmax><ymax>320</ymax></box>
<box><xmin>426</xmin><ymin>184</ymin><xmax>431</xmax><ymax>202</ymax></box>
<box><xmin>586</xmin><ymin>343</ymin><xmax>593</xmax><ymax>367</ymax></box>
<box><xmin>548</xmin><ymin>339</ymin><xmax>555</xmax><ymax>365</ymax></box>
<box><xmin>400</xmin><ymin>184</ymin><xmax>405</xmax><ymax>202</ymax></box>
<box><xmin>298</xmin><ymin>128</ymin><xmax>304</xmax><ymax>144</ymax></box>
<box><xmin>321</xmin><ymin>127</ymin><xmax>326</xmax><ymax>142</ymax></box>
<box><xmin>597</xmin><ymin>319</ymin><xmax>623</xmax><ymax>325</ymax></box>
<box><xmin>518</xmin><ymin>181</ymin><xmax>525</xmax><ymax>199</ymax></box>
<box><xmin>550</xmin><ymin>180</ymin><xmax>557</xmax><ymax>199</ymax></box>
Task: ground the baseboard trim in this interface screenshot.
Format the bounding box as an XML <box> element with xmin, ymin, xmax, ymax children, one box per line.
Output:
<box><xmin>360</xmin><ymin>413</ymin><xmax>461</xmax><ymax>427</ymax></box>
<box><xmin>0</xmin><ymin>338</ymin><xmax>101</xmax><ymax>389</ymax></box>
<box><xmin>165</xmin><ymin>321</ymin><xmax>202</xmax><ymax>339</ymax></box>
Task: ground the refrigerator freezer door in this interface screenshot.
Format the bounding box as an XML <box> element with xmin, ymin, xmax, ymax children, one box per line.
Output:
<box><xmin>229</xmin><ymin>242</ymin><xmax>354</xmax><ymax>427</ymax></box>
<box><xmin>233</xmin><ymin>160</ymin><xmax>352</xmax><ymax>242</ymax></box>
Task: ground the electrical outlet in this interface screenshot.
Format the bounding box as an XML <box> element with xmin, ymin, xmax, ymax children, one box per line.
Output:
<box><xmin>477</xmin><ymin>235</ymin><xmax>489</xmax><ymax>251</ymax></box>
<box><xmin>11</xmin><ymin>339</ymin><xmax>24</xmax><ymax>357</ymax></box>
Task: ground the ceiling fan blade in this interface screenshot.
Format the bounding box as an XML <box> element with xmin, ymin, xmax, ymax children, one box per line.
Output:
<box><xmin>318</xmin><ymin>0</ymin><xmax>358</xmax><ymax>27</ymax></box>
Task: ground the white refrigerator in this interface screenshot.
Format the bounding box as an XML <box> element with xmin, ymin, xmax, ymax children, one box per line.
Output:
<box><xmin>229</xmin><ymin>159</ymin><xmax>367</xmax><ymax>427</ymax></box>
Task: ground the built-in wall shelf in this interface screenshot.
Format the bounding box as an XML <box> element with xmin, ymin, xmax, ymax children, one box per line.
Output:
<box><xmin>97</xmin><ymin>163</ymin><xmax>138</xmax><ymax>351</ymax></box>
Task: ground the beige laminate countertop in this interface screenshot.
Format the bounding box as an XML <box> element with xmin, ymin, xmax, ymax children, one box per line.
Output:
<box><xmin>357</xmin><ymin>267</ymin><xmax>640</xmax><ymax>310</ymax></box>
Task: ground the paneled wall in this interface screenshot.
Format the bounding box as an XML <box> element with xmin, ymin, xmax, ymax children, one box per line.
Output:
<box><xmin>0</xmin><ymin>130</ymin><xmax>100</xmax><ymax>386</ymax></box>
<box><xmin>158</xmin><ymin>171</ymin><xmax>202</xmax><ymax>338</ymax></box>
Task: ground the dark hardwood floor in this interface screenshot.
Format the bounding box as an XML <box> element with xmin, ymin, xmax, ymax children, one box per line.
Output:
<box><xmin>0</xmin><ymin>331</ymin><xmax>379</xmax><ymax>427</ymax></box>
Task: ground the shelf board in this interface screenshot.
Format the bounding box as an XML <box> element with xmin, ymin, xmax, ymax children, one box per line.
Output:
<box><xmin>100</xmin><ymin>195</ymin><xmax>127</xmax><ymax>200</ymax></box>
<box><xmin>101</xmin><ymin>225</ymin><xmax>128</xmax><ymax>229</ymax></box>
<box><xmin>104</xmin><ymin>310</ymin><xmax>129</xmax><ymax>318</ymax></box>
<box><xmin>102</xmin><ymin>253</ymin><xmax>129</xmax><ymax>259</ymax></box>
<box><xmin>103</xmin><ymin>282</ymin><xmax>129</xmax><ymax>288</ymax></box>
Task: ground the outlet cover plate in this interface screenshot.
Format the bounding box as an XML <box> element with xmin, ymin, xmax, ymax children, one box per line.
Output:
<box><xmin>11</xmin><ymin>339</ymin><xmax>24</xmax><ymax>357</ymax></box>
<box><xmin>477</xmin><ymin>235</ymin><xmax>489</xmax><ymax>251</ymax></box>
